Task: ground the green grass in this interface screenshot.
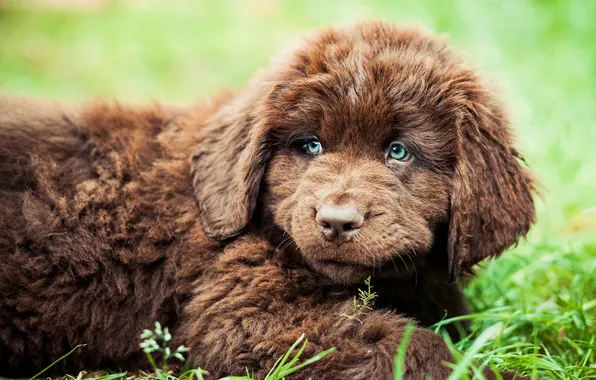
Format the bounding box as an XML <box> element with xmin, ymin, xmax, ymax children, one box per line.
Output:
<box><xmin>23</xmin><ymin>324</ymin><xmax>335</xmax><ymax>380</ymax></box>
<box><xmin>1</xmin><ymin>0</ymin><xmax>594</xmax><ymax>378</ymax></box>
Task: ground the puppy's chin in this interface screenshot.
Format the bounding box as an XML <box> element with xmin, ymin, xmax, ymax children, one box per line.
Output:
<box><xmin>295</xmin><ymin>239</ymin><xmax>421</xmax><ymax>285</ymax></box>
<box><xmin>304</xmin><ymin>257</ymin><xmax>373</xmax><ymax>285</ymax></box>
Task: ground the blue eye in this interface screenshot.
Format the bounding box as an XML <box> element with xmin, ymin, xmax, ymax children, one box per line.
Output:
<box><xmin>388</xmin><ymin>141</ymin><xmax>412</xmax><ymax>162</ymax></box>
<box><xmin>304</xmin><ymin>139</ymin><xmax>323</xmax><ymax>155</ymax></box>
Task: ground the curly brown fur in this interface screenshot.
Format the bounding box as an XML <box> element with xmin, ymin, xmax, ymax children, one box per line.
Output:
<box><xmin>0</xmin><ymin>21</ymin><xmax>533</xmax><ymax>379</ymax></box>
<box><xmin>0</xmin><ymin>95</ymin><xmax>224</xmax><ymax>374</ymax></box>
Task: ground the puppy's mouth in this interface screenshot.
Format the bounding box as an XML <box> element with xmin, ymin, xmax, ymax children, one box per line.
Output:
<box><xmin>319</xmin><ymin>259</ymin><xmax>367</xmax><ymax>269</ymax></box>
<box><xmin>305</xmin><ymin>258</ymin><xmax>374</xmax><ymax>285</ymax></box>
<box><xmin>299</xmin><ymin>247</ymin><xmax>418</xmax><ymax>284</ymax></box>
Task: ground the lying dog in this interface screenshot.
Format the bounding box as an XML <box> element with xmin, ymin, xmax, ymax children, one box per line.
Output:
<box><xmin>0</xmin><ymin>21</ymin><xmax>535</xmax><ymax>379</ymax></box>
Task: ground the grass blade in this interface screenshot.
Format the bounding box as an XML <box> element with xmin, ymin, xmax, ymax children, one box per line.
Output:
<box><xmin>28</xmin><ymin>344</ymin><xmax>86</xmax><ymax>380</ymax></box>
<box><xmin>393</xmin><ymin>323</ymin><xmax>415</xmax><ymax>380</ymax></box>
<box><xmin>279</xmin><ymin>347</ymin><xmax>336</xmax><ymax>377</ymax></box>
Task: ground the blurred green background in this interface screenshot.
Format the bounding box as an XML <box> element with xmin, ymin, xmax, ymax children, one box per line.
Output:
<box><xmin>1</xmin><ymin>0</ymin><xmax>595</xmax><ymax>376</ymax></box>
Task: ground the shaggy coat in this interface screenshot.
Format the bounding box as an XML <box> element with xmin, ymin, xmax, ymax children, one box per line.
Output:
<box><xmin>0</xmin><ymin>22</ymin><xmax>535</xmax><ymax>379</ymax></box>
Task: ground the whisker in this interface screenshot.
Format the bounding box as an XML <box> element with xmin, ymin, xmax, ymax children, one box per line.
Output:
<box><xmin>404</xmin><ymin>241</ymin><xmax>418</xmax><ymax>286</ymax></box>
<box><xmin>389</xmin><ymin>256</ymin><xmax>400</xmax><ymax>276</ymax></box>
<box><xmin>397</xmin><ymin>253</ymin><xmax>410</xmax><ymax>273</ymax></box>
<box><xmin>275</xmin><ymin>235</ymin><xmax>293</xmax><ymax>252</ymax></box>
<box><xmin>277</xmin><ymin>236</ymin><xmax>296</xmax><ymax>255</ymax></box>
<box><xmin>263</xmin><ymin>224</ymin><xmax>281</xmax><ymax>232</ymax></box>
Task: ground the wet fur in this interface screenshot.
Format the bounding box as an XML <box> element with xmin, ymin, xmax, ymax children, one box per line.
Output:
<box><xmin>0</xmin><ymin>22</ymin><xmax>534</xmax><ymax>379</ymax></box>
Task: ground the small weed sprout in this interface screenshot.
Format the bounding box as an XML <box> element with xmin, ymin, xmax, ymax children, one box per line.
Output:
<box><xmin>140</xmin><ymin>322</ymin><xmax>192</xmax><ymax>376</ymax></box>
<box><xmin>341</xmin><ymin>276</ymin><xmax>377</xmax><ymax>323</ymax></box>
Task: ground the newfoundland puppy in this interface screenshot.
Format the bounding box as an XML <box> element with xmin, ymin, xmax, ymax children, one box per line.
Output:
<box><xmin>0</xmin><ymin>21</ymin><xmax>534</xmax><ymax>379</ymax></box>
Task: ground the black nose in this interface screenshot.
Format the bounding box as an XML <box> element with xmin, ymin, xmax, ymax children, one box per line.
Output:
<box><xmin>315</xmin><ymin>203</ymin><xmax>364</xmax><ymax>244</ymax></box>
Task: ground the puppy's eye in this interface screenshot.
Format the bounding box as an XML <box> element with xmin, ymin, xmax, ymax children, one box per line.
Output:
<box><xmin>388</xmin><ymin>141</ymin><xmax>412</xmax><ymax>162</ymax></box>
<box><xmin>303</xmin><ymin>138</ymin><xmax>323</xmax><ymax>155</ymax></box>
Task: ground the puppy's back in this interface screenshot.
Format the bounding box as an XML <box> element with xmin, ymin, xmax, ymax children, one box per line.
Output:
<box><xmin>0</xmin><ymin>95</ymin><xmax>220</xmax><ymax>375</ymax></box>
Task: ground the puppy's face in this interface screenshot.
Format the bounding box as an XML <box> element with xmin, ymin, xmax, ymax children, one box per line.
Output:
<box><xmin>260</xmin><ymin>69</ymin><xmax>456</xmax><ymax>283</ymax></box>
<box><xmin>192</xmin><ymin>22</ymin><xmax>536</xmax><ymax>285</ymax></box>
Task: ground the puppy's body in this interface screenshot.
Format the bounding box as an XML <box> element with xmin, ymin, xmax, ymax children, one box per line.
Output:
<box><xmin>0</xmin><ymin>22</ymin><xmax>534</xmax><ymax>379</ymax></box>
<box><xmin>0</xmin><ymin>97</ymin><xmax>467</xmax><ymax>377</ymax></box>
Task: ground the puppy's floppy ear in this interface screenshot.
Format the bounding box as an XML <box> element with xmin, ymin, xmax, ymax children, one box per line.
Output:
<box><xmin>448</xmin><ymin>81</ymin><xmax>536</xmax><ymax>281</ymax></box>
<box><xmin>190</xmin><ymin>90</ymin><xmax>271</xmax><ymax>240</ymax></box>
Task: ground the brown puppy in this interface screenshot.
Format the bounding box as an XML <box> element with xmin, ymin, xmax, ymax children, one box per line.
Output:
<box><xmin>191</xmin><ymin>21</ymin><xmax>535</xmax><ymax>330</ymax></box>
<box><xmin>0</xmin><ymin>22</ymin><xmax>534</xmax><ymax>379</ymax></box>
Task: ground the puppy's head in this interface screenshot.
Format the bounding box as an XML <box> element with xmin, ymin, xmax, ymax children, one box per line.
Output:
<box><xmin>191</xmin><ymin>22</ymin><xmax>536</xmax><ymax>284</ymax></box>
